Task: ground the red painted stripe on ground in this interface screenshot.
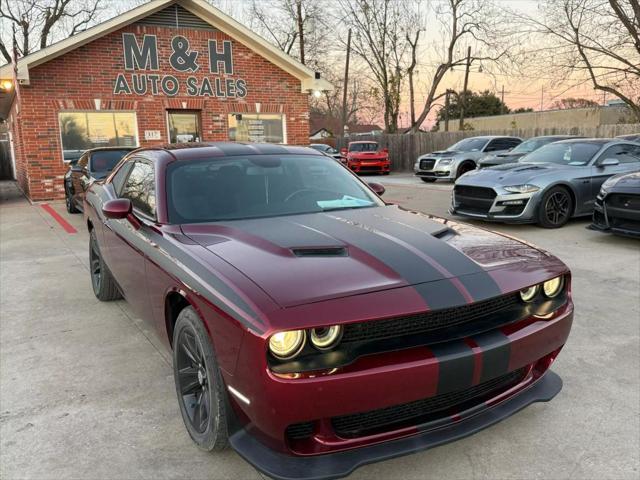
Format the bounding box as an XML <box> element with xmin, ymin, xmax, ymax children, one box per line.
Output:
<box><xmin>41</xmin><ymin>204</ymin><xmax>77</xmax><ymax>234</ymax></box>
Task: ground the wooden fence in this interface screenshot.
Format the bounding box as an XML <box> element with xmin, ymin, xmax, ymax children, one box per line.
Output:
<box><xmin>335</xmin><ymin>124</ymin><xmax>640</xmax><ymax>171</ymax></box>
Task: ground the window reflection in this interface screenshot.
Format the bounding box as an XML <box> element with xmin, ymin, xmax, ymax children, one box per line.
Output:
<box><xmin>121</xmin><ymin>162</ymin><xmax>156</xmax><ymax>217</ymax></box>
<box><xmin>228</xmin><ymin>114</ymin><xmax>285</xmax><ymax>144</ymax></box>
<box><xmin>59</xmin><ymin>111</ymin><xmax>138</xmax><ymax>162</ymax></box>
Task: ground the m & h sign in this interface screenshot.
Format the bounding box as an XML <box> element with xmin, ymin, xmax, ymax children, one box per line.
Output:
<box><xmin>114</xmin><ymin>33</ymin><xmax>248</xmax><ymax>98</ymax></box>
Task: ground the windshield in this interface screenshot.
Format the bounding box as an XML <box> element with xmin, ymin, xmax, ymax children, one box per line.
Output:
<box><xmin>519</xmin><ymin>142</ymin><xmax>601</xmax><ymax>166</ymax></box>
<box><xmin>90</xmin><ymin>150</ymin><xmax>131</xmax><ymax>172</ymax></box>
<box><xmin>511</xmin><ymin>138</ymin><xmax>554</xmax><ymax>154</ymax></box>
<box><xmin>449</xmin><ymin>138</ymin><xmax>488</xmax><ymax>152</ymax></box>
<box><xmin>167</xmin><ymin>154</ymin><xmax>384</xmax><ymax>223</ymax></box>
<box><xmin>349</xmin><ymin>142</ymin><xmax>379</xmax><ymax>152</ymax></box>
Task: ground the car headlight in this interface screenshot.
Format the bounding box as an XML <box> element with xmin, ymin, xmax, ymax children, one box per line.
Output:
<box><xmin>543</xmin><ymin>276</ymin><xmax>564</xmax><ymax>298</ymax></box>
<box><xmin>600</xmin><ymin>176</ymin><xmax>619</xmax><ymax>194</ymax></box>
<box><xmin>504</xmin><ymin>184</ymin><xmax>540</xmax><ymax>194</ymax></box>
<box><xmin>269</xmin><ymin>330</ymin><xmax>306</xmax><ymax>359</ymax></box>
<box><xmin>438</xmin><ymin>158</ymin><xmax>453</xmax><ymax>166</ymax></box>
<box><xmin>519</xmin><ymin>285</ymin><xmax>539</xmax><ymax>302</ymax></box>
<box><xmin>310</xmin><ymin>325</ymin><xmax>343</xmax><ymax>350</ymax></box>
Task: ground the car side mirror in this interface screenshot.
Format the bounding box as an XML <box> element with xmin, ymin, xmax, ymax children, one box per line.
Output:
<box><xmin>102</xmin><ymin>198</ymin><xmax>132</xmax><ymax>219</ymax></box>
<box><xmin>368</xmin><ymin>182</ymin><xmax>385</xmax><ymax>196</ymax></box>
<box><xmin>598</xmin><ymin>157</ymin><xmax>619</xmax><ymax>167</ymax></box>
<box><xmin>341</xmin><ymin>148</ymin><xmax>348</xmax><ymax>156</ymax></box>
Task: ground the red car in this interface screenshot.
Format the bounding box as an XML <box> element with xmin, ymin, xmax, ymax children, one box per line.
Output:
<box><xmin>85</xmin><ymin>143</ymin><xmax>572</xmax><ymax>480</ymax></box>
<box><xmin>341</xmin><ymin>141</ymin><xmax>391</xmax><ymax>174</ymax></box>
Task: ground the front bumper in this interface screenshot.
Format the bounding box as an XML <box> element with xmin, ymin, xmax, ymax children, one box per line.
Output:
<box><xmin>349</xmin><ymin>161</ymin><xmax>390</xmax><ymax>173</ymax></box>
<box><xmin>414</xmin><ymin>158</ymin><xmax>455</xmax><ymax>180</ymax></box>
<box><xmin>590</xmin><ymin>193</ymin><xmax>640</xmax><ymax>237</ymax></box>
<box><xmin>450</xmin><ymin>187</ymin><xmax>541</xmax><ymax>223</ymax></box>
<box><xmin>226</xmin><ymin>299</ymin><xmax>573</xmax><ymax>473</ymax></box>
<box><xmin>230</xmin><ymin>370</ymin><xmax>563</xmax><ymax>480</ymax></box>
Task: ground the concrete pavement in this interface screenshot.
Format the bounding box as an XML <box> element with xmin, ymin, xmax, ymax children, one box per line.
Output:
<box><xmin>1</xmin><ymin>176</ymin><xmax>638</xmax><ymax>479</ymax></box>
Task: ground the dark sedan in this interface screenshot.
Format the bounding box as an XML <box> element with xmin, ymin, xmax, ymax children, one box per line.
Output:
<box><xmin>477</xmin><ymin>135</ymin><xmax>581</xmax><ymax>168</ymax></box>
<box><xmin>64</xmin><ymin>147</ymin><xmax>135</xmax><ymax>213</ymax></box>
<box><xmin>590</xmin><ymin>170</ymin><xmax>640</xmax><ymax>237</ymax></box>
<box><xmin>452</xmin><ymin>139</ymin><xmax>640</xmax><ymax>228</ymax></box>
<box><xmin>84</xmin><ymin>142</ymin><xmax>572</xmax><ymax>480</ymax></box>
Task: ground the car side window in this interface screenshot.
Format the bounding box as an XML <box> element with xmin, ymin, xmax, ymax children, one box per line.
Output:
<box><xmin>485</xmin><ymin>139</ymin><xmax>506</xmax><ymax>152</ymax></box>
<box><xmin>111</xmin><ymin>161</ymin><xmax>134</xmax><ymax>196</ymax></box>
<box><xmin>506</xmin><ymin>138</ymin><xmax>522</xmax><ymax>148</ymax></box>
<box><xmin>121</xmin><ymin>161</ymin><xmax>156</xmax><ymax>218</ymax></box>
<box><xmin>599</xmin><ymin>145</ymin><xmax>640</xmax><ymax>164</ymax></box>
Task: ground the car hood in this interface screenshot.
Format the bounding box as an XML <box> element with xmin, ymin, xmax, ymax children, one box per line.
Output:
<box><xmin>181</xmin><ymin>206</ymin><xmax>561</xmax><ymax>308</ymax></box>
<box><xmin>460</xmin><ymin>162</ymin><xmax>574</xmax><ymax>185</ymax></box>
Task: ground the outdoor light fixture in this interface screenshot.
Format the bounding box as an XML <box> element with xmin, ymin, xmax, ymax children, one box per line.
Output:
<box><xmin>0</xmin><ymin>80</ymin><xmax>13</xmax><ymax>92</ymax></box>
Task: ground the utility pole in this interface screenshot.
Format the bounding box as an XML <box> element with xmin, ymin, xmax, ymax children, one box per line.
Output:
<box><xmin>501</xmin><ymin>85</ymin><xmax>505</xmax><ymax>115</ymax></box>
<box><xmin>296</xmin><ymin>0</ymin><xmax>305</xmax><ymax>65</ymax></box>
<box><xmin>444</xmin><ymin>89</ymin><xmax>451</xmax><ymax>132</ymax></box>
<box><xmin>341</xmin><ymin>29</ymin><xmax>352</xmax><ymax>136</ymax></box>
<box><xmin>459</xmin><ymin>46</ymin><xmax>471</xmax><ymax>130</ymax></box>
<box><xmin>540</xmin><ymin>86</ymin><xmax>544</xmax><ymax>111</ymax></box>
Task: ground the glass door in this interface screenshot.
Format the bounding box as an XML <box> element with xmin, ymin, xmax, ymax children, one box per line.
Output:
<box><xmin>167</xmin><ymin>111</ymin><xmax>201</xmax><ymax>143</ymax></box>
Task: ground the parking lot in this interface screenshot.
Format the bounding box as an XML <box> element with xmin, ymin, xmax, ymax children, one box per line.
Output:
<box><xmin>1</xmin><ymin>174</ymin><xmax>638</xmax><ymax>479</ymax></box>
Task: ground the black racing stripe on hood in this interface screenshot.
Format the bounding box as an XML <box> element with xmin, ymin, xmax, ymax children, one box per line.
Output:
<box><xmin>298</xmin><ymin>213</ymin><xmax>449</xmax><ymax>286</ymax></box>
<box><xmin>342</xmin><ymin>207</ymin><xmax>486</xmax><ymax>276</ymax></box>
<box><xmin>456</xmin><ymin>272</ymin><xmax>504</xmax><ymax>303</ymax></box>
<box><xmin>413</xmin><ymin>281</ymin><xmax>467</xmax><ymax>310</ymax></box>
<box><xmin>223</xmin><ymin>217</ymin><xmax>344</xmax><ymax>248</ymax></box>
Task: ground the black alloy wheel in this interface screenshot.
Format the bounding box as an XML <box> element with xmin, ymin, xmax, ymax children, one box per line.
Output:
<box><xmin>457</xmin><ymin>161</ymin><xmax>475</xmax><ymax>178</ymax></box>
<box><xmin>538</xmin><ymin>186</ymin><xmax>573</xmax><ymax>228</ymax></box>
<box><xmin>65</xmin><ymin>187</ymin><xmax>79</xmax><ymax>213</ymax></box>
<box><xmin>176</xmin><ymin>328</ymin><xmax>212</xmax><ymax>435</ymax></box>
<box><xmin>173</xmin><ymin>306</ymin><xmax>228</xmax><ymax>451</ymax></box>
<box><xmin>89</xmin><ymin>230</ymin><xmax>121</xmax><ymax>301</ymax></box>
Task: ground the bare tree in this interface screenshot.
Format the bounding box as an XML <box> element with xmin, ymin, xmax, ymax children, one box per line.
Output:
<box><xmin>248</xmin><ymin>0</ymin><xmax>328</xmax><ymax>68</ymax></box>
<box><xmin>516</xmin><ymin>0</ymin><xmax>640</xmax><ymax>121</ymax></box>
<box><xmin>409</xmin><ymin>0</ymin><xmax>512</xmax><ymax>132</ymax></box>
<box><xmin>337</xmin><ymin>0</ymin><xmax>421</xmax><ymax>133</ymax></box>
<box><xmin>0</xmin><ymin>0</ymin><xmax>102</xmax><ymax>64</ymax></box>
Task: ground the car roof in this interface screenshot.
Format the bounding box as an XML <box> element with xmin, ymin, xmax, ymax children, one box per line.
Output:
<box><xmin>86</xmin><ymin>146</ymin><xmax>137</xmax><ymax>152</ymax></box>
<box><xmin>552</xmin><ymin>138</ymin><xmax>617</xmax><ymax>145</ymax></box>
<box><xmin>348</xmin><ymin>140</ymin><xmax>378</xmax><ymax>144</ymax></box>
<box><xmin>135</xmin><ymin>142</ymin><xmax>323</xmax><ymax>161</ymax></box>
<box><xmin>529</xmin><ymin>135</ymin><xmax>583</xmax><ymax>139</ymax></box>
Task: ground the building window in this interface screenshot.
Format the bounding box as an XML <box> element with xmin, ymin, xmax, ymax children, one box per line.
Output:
<box><xmin>58</xmin><ymin>111</ymin><xmax>138</xmax><ymax>163</ymax></box>
<box><xmin>228</xmin><ymin>113</ymin><xmax>286</xmax><ymax>144</ymax></box>
<box><xmin>167</xmin><ymin>110</ymin><xmax>201</xmax><ymax>143</ymax></box>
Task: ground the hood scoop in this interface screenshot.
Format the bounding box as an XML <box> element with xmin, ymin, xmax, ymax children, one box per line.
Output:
<box><xmin>291</xmin><ymin>247</ymin><xmax>348</xmax><ymax>257</ymax></box>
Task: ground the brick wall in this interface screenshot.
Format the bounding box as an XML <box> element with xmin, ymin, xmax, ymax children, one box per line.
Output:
<box><xmin>9</xmin><ymin>23</ymin><xmax>311</xmax><ymax>201</ymax></box>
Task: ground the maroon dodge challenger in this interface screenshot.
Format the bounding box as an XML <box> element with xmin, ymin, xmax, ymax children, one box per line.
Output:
<box><xmin>84</xmin><ymin>142</ymin><xmax>573</xmax><ymax>479</ymax></box>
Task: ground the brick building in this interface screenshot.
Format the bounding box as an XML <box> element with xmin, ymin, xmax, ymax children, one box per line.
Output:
<box><xmin>0</xmin><ymin>0</ymin><xmax>331</xmax><ymax>201</ymax></box>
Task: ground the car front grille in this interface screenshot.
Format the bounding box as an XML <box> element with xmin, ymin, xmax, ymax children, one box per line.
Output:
<box><xmin>359</xmin><ymin>165</ymin><xmax>384</xmax><ymax>171</ymax></box>
<box><xmin>454</xmin><ymin>185</ymin><xmax>497</xmax><ymax>214</ymax></box>
<box><xmin>285</xmin><ymin>422</ymin><xmax>315</xmax><ymax>440</ymax></box>
<box><xmin>331</xmin><ymin>368</ymin><xmax>527</xmax><ymax>438</ymax></box>
<box><xmin>341</xmin><ymin>293</ymin><xmax>520</xmax><ymax>344</ymax></box>
<box><xmin>608</xmin><ymin>194</ymin><xmax>640</xmax><ymax>210</ymax></box>
<box><xmin>420</xmin><ymin>159</ymin><xmax>436</xmax><ymax>170</ymax></box>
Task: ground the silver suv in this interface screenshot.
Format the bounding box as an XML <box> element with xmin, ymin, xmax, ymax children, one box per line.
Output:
<box><xmin>414</xmin><ymin>136</ymin><xmax>522</xmax><ymax>182</ymax></box>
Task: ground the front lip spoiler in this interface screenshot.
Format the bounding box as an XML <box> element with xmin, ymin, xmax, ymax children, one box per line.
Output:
<box><xmin>229</xmin><ymin>370</ymin><xmax>563</xmax><ymax>480</ymax></box>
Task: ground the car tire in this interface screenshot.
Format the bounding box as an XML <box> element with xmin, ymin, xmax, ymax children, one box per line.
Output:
<box><xmin>456</xmin><ymin>161</ymin><xmax>476</xmax><ymax>179</ymax></box>
<box><xmin>89</xmin><ymin>230</ymin><xmax>121</xmax><ymax>301</ymax></box>
<box><xmin>173</xmin><ymin>306</ymin><xmax>229</xmax><ymax>452</ymax></box>
<box><xmin>537</xmin><ymin>186</ymin><xmax>574</xmax><ymax>229</ymax></box>
<box><xmin>65</xmin><ymin>187</ymin><xmax>79</xmax><ymax>214</ymax></box>
<box><xmin>421</xmin><ymin>177</ymin><xmax>437</xmax><ymax>183</ymax></box>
